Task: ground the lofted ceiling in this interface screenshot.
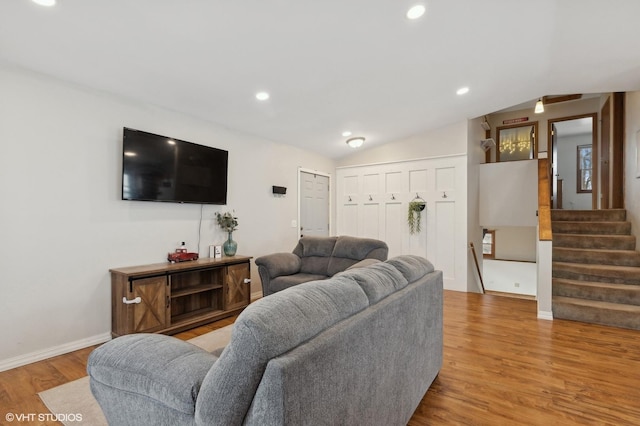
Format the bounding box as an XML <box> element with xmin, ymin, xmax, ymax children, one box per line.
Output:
<box><xmin>1</xmin><ymin>0</ymin><xmax>639</xmax><ymax>158</ymax></box>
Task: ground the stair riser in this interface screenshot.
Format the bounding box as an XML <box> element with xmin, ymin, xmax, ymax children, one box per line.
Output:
<box><xmin>553</xmin><ymin>269</ymin><xmax>640</xmax><ymax>285</ymax></box>
<box><xmin>553</xmin><ymin>235</ymin><xmax>636</xmax><ymax>250</ymax></box>
<box><xmin>551</xmin><ymin>209</ymin><xmax>626</xmax><ymax>222</ymax></box>
<box><xmin>553</xmin><ymin>282</ymin><xmax>640</xmax><ymax>305</ymax></box>
<box><xmin>552</xmin><ymin>222</ymin><xmax>631</xmax><ymax>235</ymax></box>
<box><xmin>553</xmin><ymin>302</ymin><xmax>640</xmax><ymax>330</ymax></box>
<box><xmin>552</xmin><ymin>248</ymin><xmax>640</xmax><ymax>267</ymax></box>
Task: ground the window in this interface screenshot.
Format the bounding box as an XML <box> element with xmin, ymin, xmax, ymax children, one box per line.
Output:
<box><xmin>482</xmin><ymin>230</ymin><xmax>495</xmax><ymax>259</ymax></box>
<box><xmin>496</xmin><ymin>122</ymin><xmax>538</xmax><ymax>162</ymax></box>
<box><xmin>577</xmin><ymin>144</ymin><xmax>592</xmax><ymax>193</ymax></box>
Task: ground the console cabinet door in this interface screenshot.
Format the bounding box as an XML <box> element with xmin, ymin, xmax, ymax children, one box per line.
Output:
<box><xmin>225</xmin><ymin>263</ymin><xmax>250</xmax><ymax>311</ymax></box>
<box><xmin>129</xmin><ymin>276</ymin><xmax>169</xmax><ymax>333</ymax></box>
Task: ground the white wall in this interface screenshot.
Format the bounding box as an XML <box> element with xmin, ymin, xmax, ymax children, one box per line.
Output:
<box><xmin>467</xmin><ymin>117</ymin><xmax>486</xmax><ymax>292</ymax></box>
<box><xmin>479</xmin><ymin>160</ymin><xmax>538</xmax><ymax>227</ymax></box>
<box><xmin>0</xmin><ymin>65</ymin><xmax>334</xmax><ymax>368</ymax></box>
<box><xmin>557</xmin><ymin>133</ymin><xmax>592</xmax><ymax>210</ymax></box>
<box><xmin>486</xmin><ymin>97</ymin><xmax>600</xmax><ymax>154</ymax></box>
<box><xmin>483</xmin><ymin>260</ymin><xmax>536</xmax><ymax>296</ymax></box>
<box><xmin>494</xmin><ymin>227</ymin><xmax>537</xmax><ymax>262</ymax></box>
<box><xmin>335</xmin><ymin>121</ymin><xmax>471</xmax><ymax>292</ymax></box>
<box><xmin>625</xmin><ymin>91</ymin><xmax>640</xmax><ymax>248</ymax></box>
<box><xmin>336</xmin><ymin>121</ymin><xmax>468</xmax><ymax>167</ymax></box>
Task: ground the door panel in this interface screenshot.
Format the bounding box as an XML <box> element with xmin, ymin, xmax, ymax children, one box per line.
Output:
<box><xmin>435</xmin><ymin>201</ymin><xmax>456</xmax><ymax>281</ymax></box>
<box><xmin>362</xmin><ymin>203</ymin><xmax>380</xmax><ymax>239</ymax></box>
<box><xmin>131</xmin><ymin>276</ymin><xmax>169</xmax><ymax>333</ymax></box>
<box><xmin>384</xmin><ymin>202</ymin><xmax>403</xmax><ymax>257</ymax></box>
<box><xmin>300</xmin><ymin>171</ymin><xmax>330</xmax><ymax>237</ymax></box>
<box><xmin>226</xmin><ymin>263</ymin><xmax>250</xmax><ymax>311</ymax></box>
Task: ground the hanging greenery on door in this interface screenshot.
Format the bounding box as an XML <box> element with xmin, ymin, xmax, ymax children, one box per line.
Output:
<box><xmin>407</xmin><ymin>199</ymin><xmax>426</xmax><ymax>234</ymax></box>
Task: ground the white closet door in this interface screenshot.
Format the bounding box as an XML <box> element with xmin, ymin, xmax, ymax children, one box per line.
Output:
<box><xmin>383</xmin><ymin>170</ymin><xmax>404</xmax><ymax>257</ymax></box>
<box><xmin>336</xmin><ymin>155</ymin><xmax>467</xmax><ymax>291</ymax></box>
<box><xmin>361</xmin><ymin>172</ymin><xmax>381</xmax><ymax>239</ymax></box>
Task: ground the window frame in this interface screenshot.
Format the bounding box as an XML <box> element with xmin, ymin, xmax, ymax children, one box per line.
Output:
<box><xmin>577</xmin><ymin>144</ymin><xmax>593</xmax><ymax>193</ymax></box>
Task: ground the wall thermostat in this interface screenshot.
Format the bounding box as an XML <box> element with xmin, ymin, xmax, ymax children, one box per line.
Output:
<box><xmin>272</xmin><ymin>186</ymin><xmax>287</xmax><ymax>195</ymax></box>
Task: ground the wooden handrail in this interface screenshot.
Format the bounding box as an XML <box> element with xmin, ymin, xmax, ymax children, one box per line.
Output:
<box><xmin>538</xmin><ymin>158</ymin><xmax>552</xmax><ymax>241</ymax></box>
<box><xmin>469</xmin><ymin>242</ymin><xmax>485</xmax><ymax>293</ymax></box>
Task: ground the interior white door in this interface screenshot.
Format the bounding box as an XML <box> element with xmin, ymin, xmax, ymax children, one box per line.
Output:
<box><xmin>300</xmin><ymin>171</ymin><xmax>330</xmax><ymax>238</ymax></box>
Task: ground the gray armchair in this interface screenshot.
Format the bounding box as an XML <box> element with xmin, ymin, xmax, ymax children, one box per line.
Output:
<box><xmin>255</xmin><ymin>235</ymin><xmax>388</xmax><ymax>296</ymax></box>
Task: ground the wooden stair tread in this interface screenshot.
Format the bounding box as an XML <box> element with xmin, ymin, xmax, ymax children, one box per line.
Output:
<box><xmin>553</xmin><ymin>296</ymin><xmax>640</xmax><ymax>312</ymax></box>
<box><xmin>551</xmin><ymin>209</ymin><xmax>626</xmax><ymax>222</ymax></box>
<box><xmin>553</xmin><ymin>261</ymin><xmax>640</xmax><ymax>274</ymax></box>
<box><xmin>553</xmin><ymin>247</ymin><xmax>639</xmax><ymax>255</ymax></box>
<box><xmin>553</xmin><ymin>277</ymin><xmax>640</xmax><ymax>290</ymax></box>
<box><xmin>553</xmin><ymin>221</ymin><xmax>630</xmax><ymax>225</ymax></box>
<box><xmin>553</xmin><ymin>233</ymin><xmax>635</xmax><ymax>239</ymax></box>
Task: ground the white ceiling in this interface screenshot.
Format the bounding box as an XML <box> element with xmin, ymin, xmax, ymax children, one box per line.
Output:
<box><xmin>1</xmin><ymin>0</ymin><xmax>639</xmax><ymax>158</ymax></box>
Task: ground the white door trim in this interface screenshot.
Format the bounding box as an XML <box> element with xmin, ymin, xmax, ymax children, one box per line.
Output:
<box><xmin>298</xmin><ymin>167</ymin><xmax>332</xmax><ymax>238</ymax></box>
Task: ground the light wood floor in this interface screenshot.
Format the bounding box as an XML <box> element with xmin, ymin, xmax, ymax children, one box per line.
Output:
<box><xmin>2</xmin><ymin>292</ymin><xmax>639</xmax><ymax>425</ymax></box>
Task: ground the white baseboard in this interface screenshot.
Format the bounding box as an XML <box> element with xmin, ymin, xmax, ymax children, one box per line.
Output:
<box><xmin>0</xmin><ymin>332</ymin><xmax>112</xmax><ymax>373</ymax></box>
<box><xmin>2</xmin><ymin>294</ymin><xmax>265</xmax><ymax>373</ymax></box>
<box><xmin>537</xmin><ymin>310</ymin><xmax>554</xmax><ymax>321</ymax></box>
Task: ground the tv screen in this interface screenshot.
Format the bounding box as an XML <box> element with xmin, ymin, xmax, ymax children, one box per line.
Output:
<box><xmin>122</xmin><ymin>128</ymin><xmax>228</xmax><ymax>204</ymax></box>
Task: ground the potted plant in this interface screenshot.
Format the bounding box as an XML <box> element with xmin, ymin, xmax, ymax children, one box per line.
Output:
<box><xmin>215</xmin><ymin>211</ymin><xmax>239</xmax><ymax>256</ymax></box>
<box><xmin>407</xmin><ymin>201</ymin><xmax>425</xmax><ymax>235</ymax></box>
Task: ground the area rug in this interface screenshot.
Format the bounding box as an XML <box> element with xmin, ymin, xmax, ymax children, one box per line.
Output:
<box><xmin>38</xmin><ymin>324</ymin><xmax>234</xmax><ymax>426</ymax></box>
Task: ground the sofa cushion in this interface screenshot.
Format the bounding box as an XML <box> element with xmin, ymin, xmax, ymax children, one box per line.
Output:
<box><xmin>270</xmin><ymin>273</ymin><xmax>328</xmax><ymax>294</ymax></box>
<box><xmin>88</xmin><ymin>334</ymin><xmax>217</xmax><ymax>416</ymax></box>
<box><xmin>339</xmin><ymin>262</ymin><xmax>408</xmax><ymax>304</ymax></box>
<box><xmin>327</xmin><ymin>236</ymin><xmax>389</xmax><ymax>276</ymax></box>
<box><xmin>386</xmin><ymin>255</ymin><xmax>435</xmax><ymax>283</ymax></box>
<box><xmin>195</xmin><ymin>275</ymin><xmax>368</xmax><ymax>425</ymax></box>
<box><xmin>293</xmin><ymin>236</ymin><xmax>338</xmax><ymax>275</ymax></box>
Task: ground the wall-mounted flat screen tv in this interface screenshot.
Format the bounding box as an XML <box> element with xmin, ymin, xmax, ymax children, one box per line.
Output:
<box><xmin>122</xmin><ymin>128</ymin><xmax>228</xmax><ymax>204</ymax></box>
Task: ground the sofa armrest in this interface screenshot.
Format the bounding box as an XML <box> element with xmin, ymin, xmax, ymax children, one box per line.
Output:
<box><xmin>88</xmin><ymin>334</ymin><xmax>218</xmax><ymax>423</ymax></box>
<box><xmin>255</xmin><ymin>253</ymin><xmax>302</xmax><ymax>297</ymax></box>
<box><xmin>255</xmin><ymin>253</ymin><xmax>301</xmax><ymax>278</ymax></box>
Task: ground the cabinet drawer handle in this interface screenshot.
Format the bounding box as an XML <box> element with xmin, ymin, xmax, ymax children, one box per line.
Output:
<box><xmin>243</xmin><ymin>278</ymin><xmax>252</xmax><ymax>284</ymax></box>
<box><xmin>122</xmin><ymin>296</ymin><xmax>141</xmax><ymax>305</ymax></box>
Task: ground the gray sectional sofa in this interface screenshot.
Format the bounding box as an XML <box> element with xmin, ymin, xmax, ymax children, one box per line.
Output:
<box><xmin>255</xmin><ymin>235</ymin><xmax>389</xmax><ymax>296</ymax></box>
<box><xmin>87</xmin><ymin>255</ymin><xmax>443</xmax><ymax>426</ymax></box>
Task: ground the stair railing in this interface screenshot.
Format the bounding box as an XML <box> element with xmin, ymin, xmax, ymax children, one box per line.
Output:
<box><xmin>537</xmin><ymin>156</ymin><xmax>554</xmax><ymax>320</ymax></box>
<box><xmin>538</xmin><ymin>158</ymin><xmax>552</xmax><ymax>241</ymax></box>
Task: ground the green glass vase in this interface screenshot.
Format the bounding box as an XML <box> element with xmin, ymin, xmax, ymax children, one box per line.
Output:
<box><xmin>223</xmin><ymin>231</ymin><xmax>237</xmax><ymax>256</ymax></box>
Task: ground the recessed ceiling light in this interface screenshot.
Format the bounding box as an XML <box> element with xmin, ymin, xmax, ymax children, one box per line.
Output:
<box><xmin>32</xmin><ymin>0</ymin><xmax>56</xmax><ymax>6</ymax></box>
<box><xmin>342</xmin><ymin>131</ymin><xmax>352</xmax><ymax>137</ymax></box>
<box><xmin>255</xmin><ymin>91</ymin><xmax>270</xmax><ymax>101</ymax></box>
<box><xmin>407</xmin><ymin>4</ymin><xmax>426</xmax><ymax>20</ymax></box>
<box><xmin>456</xmin><ymin>86</ymin><xmax>470</xmax><ymax>95</ymax></box>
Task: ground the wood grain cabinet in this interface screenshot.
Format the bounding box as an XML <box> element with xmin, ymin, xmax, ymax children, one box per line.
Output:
<box><xmin>110</xmin><ymin>256</ymin><xmax>251</xmax><ymax>337</ymax></box>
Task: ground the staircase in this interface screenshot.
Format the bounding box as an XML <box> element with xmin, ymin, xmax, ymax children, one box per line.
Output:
<box><xmin>551</xmin><ymin>209</ymin><xmax>640</xmax><ymax>330</ymax></box>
